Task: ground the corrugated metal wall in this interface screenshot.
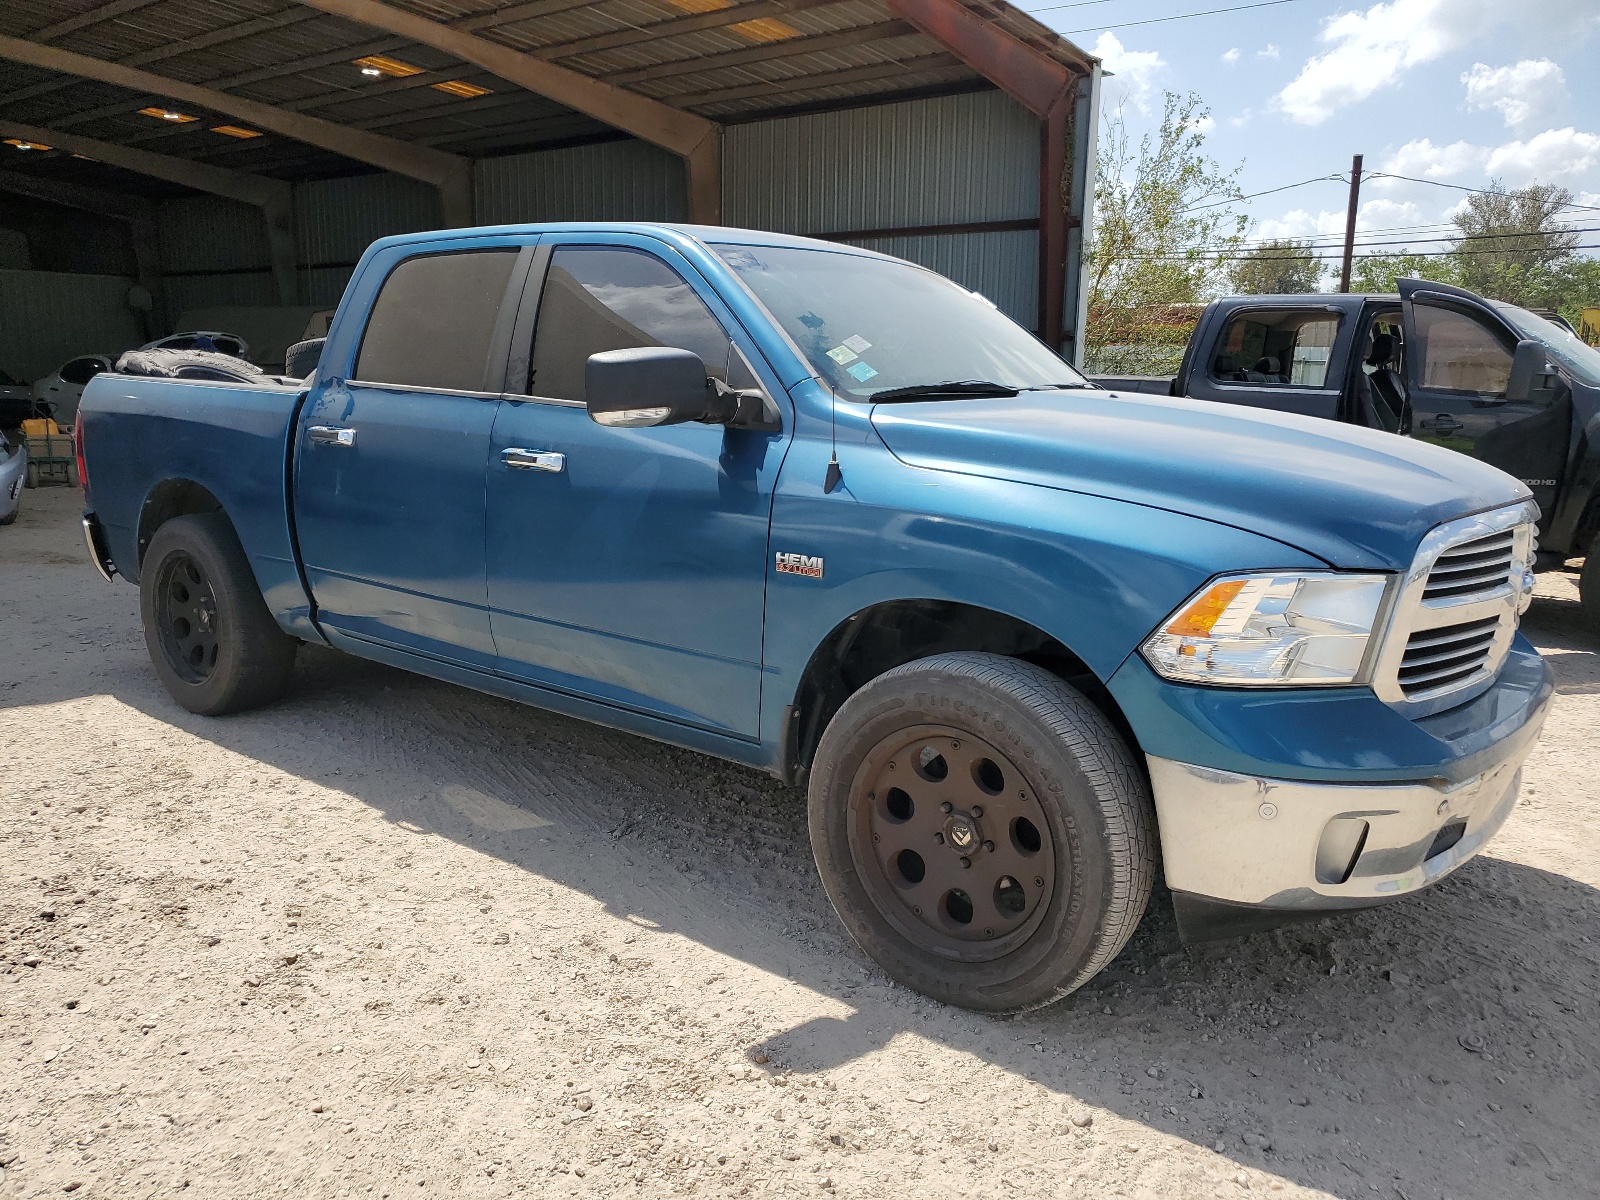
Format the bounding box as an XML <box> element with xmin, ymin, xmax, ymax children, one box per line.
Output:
<box><xmin>725</xmin><ymin>89</ymin><xmax>1040</xmax><ymax>328</ymax></box>
<box><xmin>476</xmin><ymin>139</ymin><xmax>686</xmax><ymax>225</ymax></box>
<box><xmin>0</xmin><ymin>268</ymin><xmax>146</xmax><ymax>381</ymax></box>
<box><xmin>145</xmin><ymin>89</ymin><xmax>1040</xmax><ymax>329</ymax></box>
<box><xmin>296</xmin><ymin>173</ymin><xmax>440</xmax><ymax>305</ymax></box>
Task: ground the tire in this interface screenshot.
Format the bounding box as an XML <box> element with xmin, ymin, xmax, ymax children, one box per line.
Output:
<box><xmin>807</xmin><ymin>652</ymin><xmax>1156</xmax><ymax>1013</ymax></box>
<box><xmin>139</xmin><ymin>513</ymin><xmax>297</xmax><ymax>716</ymax></box>
<box><xmin>1580</xmin><ymin>533</ymin><xmax>1600</xmax><ymax>635</ymax></box>
<box><xmin>0</xmin><ymin>505</ymin><xmax>16</xmax><ymax>526</ymax></box>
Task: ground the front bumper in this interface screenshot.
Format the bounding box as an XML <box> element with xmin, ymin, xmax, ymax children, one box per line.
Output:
<box><xmin>1145</xmin><ymin>653</ymin><xmax>1552</xmax><ymax>938</ymax></box>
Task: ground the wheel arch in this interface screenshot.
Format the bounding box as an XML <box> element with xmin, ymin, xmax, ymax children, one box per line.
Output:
<box><xmin>780</xmin><ymin>598</ymin><xmax>1142</xmax><ymax>788</ymax></box>
<box><xmin>135</xmin><ymin>478</ymin><xmax>230</xmax><ymax>577</ymax></box>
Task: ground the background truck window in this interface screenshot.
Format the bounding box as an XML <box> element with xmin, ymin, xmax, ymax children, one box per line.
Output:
<box><xmin>528</xmin><ymin>247</ymin><xmax>729</xmax><ymax>403</ymax></box>
<box><xmin>1414</xmin><ymin>305</ymin><xmax>1512</xmax><ymax>397</ymax></box>
<box><xmin>354</xmin><ymin>249</ymin><xmax>519</xmax><ymax>392</ymax></box>
<box><xmin>1211</xmin><ymin>311</ymin><xmax>1340</xmax><ymax>387</ymax></box>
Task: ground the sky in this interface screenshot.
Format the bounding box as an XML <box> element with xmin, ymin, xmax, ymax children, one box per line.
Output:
<box><xmin>1013</xmin><ymin>0</ymin><xmax>1600</xmax><ymax>266</ymax></box>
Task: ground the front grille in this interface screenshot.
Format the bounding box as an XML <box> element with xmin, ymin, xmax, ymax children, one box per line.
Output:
<box><xmin>1398</xmin><ymin>616</ymin><xmax>1500</xmax><ymax>697</ymax></box>
<box><xmin>1422</xmin><ymin>530</ymin><xmax>1516</xmax><ymax>601</ymax></box>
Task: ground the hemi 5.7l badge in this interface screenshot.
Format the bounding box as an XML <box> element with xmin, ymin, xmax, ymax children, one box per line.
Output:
<box><xmin>775</xmin><ymin>552</ymin><xmax>824</xmax><ymax>579</ymax></box>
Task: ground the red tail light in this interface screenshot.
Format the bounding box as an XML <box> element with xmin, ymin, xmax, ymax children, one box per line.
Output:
<box><xmin>74</xmin><ymin>414</ymin><xmax>88</xmax><ymax>496</ymax></box>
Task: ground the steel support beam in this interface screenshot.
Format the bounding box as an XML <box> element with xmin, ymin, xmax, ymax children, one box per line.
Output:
<box><xmin>885</xmin><ymin>0</ymin><xmax>1090</xmax><ymax>353</ymax></box>
<box><xmin>295</xmin><ymin>0</ymin><xmax>724</xmax><ymax>222</ymax></box>
<box><xmin>0</xmin><ymin>119</ymin><xmax>299</xmax><ymax>304</ymax></box>
<box><xmin>0</xmin><ymin>168</ymin><xmax>165</xmax><ymax>336</ymax></box>
<box><xmin>1061</xmin><ymin>65</ymin><xmax>1101</xmax><ymax>369</ymax></box>
<box><xmin>0</xmin><ymin>34</ymin><xmax>473</xmax><ymax>227</ymax></box>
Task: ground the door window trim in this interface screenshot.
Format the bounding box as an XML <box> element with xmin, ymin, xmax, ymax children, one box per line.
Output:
<box><xmin>350</xmin><ymin>244</ymin><xmax>535</xmax><ymax>396</ymax></box>
<box><xmin>1407</xmin><ymin>294</ymin><xmax>1518</xmax><ymax>400</ymax></box>
<box><xmin>1205</xmin><ymin>305</ymin><xmax>1346</xmax><ymax>392</ymax></box>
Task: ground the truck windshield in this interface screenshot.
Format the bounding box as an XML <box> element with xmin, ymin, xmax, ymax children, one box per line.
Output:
<box><xmin>1493</xmin><ymin>303</ymin><xmax>1600</xmax><ymax>386</ymax></box>
<box><xmin>712</xmin><ymin>243</ymin><xmax>1086</xmax><ymax>399</ymax></box>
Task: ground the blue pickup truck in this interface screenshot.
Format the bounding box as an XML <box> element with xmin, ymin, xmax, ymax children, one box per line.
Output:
<box><xmin>77</xmin><ymin>223</ymin><xmax>1551</xmax><ymax>1012</ymax></box>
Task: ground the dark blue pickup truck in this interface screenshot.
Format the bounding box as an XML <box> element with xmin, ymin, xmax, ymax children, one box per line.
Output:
<box><xmin>77</xmin><ymin>223</ymin><xmax>1551</xmax><ymax>1012</ymax></box>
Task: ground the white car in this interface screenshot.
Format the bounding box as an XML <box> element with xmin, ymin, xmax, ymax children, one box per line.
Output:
<box><xmin>32</xmin><ymin>354</ymin><xmax>113</xmax><ymax>427</ymax></box>
<box><xmin>0</xmin><ymin>427</ymin><xmax>25</xmax><ymax>526</ymax></box>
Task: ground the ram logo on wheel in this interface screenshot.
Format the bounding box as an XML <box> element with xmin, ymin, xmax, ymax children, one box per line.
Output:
<box><xmin>775</xmin><ymin>552</ymin><xmax>824</xmax><ymax>578</ymax></box>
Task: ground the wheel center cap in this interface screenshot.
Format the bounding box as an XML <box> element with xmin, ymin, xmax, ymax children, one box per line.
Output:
<box><xmin>944</xmin><ymin>814</ymin><xmax>979</xmax><ymax>852</ymax></box>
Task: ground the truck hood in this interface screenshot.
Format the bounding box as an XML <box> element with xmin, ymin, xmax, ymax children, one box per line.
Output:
<box><xmin>870</xmin><ymin>390</ymin><xmax>1531</xmax><ymax>570</ymax></box>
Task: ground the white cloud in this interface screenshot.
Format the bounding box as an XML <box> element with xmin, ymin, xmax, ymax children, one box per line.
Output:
<box><xmin>1254</xmin><ymin>198</ymin><xmax>1429</xmax><ymax>249</ymax></box>
<box><xmin>1257</xmin><ymin>44</ymin><xmax>1281</xmax><ymax>59</ymax></box>
<box><xmin>1375</xmin><ymin>129</ymin><xmax>1600</xmax><ymax>189</ymax></box>
<box><xmin>1274</xmin><ymin>0</ymin><xmax>1579</xmax><ymax>126</ymax></box>
<box><xmin>1485</xmin><ymin>128</ymin><xmax>1600</xmax><ymax>180</ymax></box>
<box><xmin>1221</xmin><ymin>47</ymin><xmax>1241</xmax><ymax>64</ymax></box>
<box><xmin>1092</xmin><ymin>31</ymin><xmax>1165</xmax><ymax>115</ymax></box>
<box><xmin>1378</xmin><ymin>137</ymin><xmax>1491</xmax><ymax>181</ymax></box>
<box><xmin>1463</xmin><ymin>60</ymin><xmax>1568</xmax><ymax>129</ymax></box>
<box><xmin>1194</xmin><ymin>115</ymin><xmax>1216</xmax><ymax>134</ymax></box>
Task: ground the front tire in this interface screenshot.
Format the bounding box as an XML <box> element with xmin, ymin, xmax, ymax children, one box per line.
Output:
<box><xmin>139</xmin><ymin>513</ymin><xmax>297</xmax><ymax>715</ymax></box>
<box><xmin>808</xmin><ymin>652</ymin><xmax>1155</xmax><ymax>1013</ymax></box>
<box><xmin>1579</xmin><ymin>533</ymin><xmax>1600</xmax><ymax>635</ymax></box>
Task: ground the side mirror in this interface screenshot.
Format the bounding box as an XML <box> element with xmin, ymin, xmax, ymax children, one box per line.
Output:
<box><xmin>585</xmin><ymin>346</ymin><xmax>735</xmax><ymax>428</ymax></box>
<box><xmin>1505</xmin><ymin>338</ymin><xmax>1555</xmax><ymax>403</ymax></box>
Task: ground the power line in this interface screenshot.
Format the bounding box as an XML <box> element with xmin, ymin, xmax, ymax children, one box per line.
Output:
<box><xmin>1181</xmin><ymin>174</ymin><xmax>1345</xmax><ymax>213</ymax></box>
<box><xmin>1052</xmin><ymin>0</ymin><xmax>1309</xmax><ymax>35</ymax></box>
<box><xmin>1366</xmin><ymin>172</ymin><xmax>1600</xmax><ymax>213</ymax></box>
<box><xmin>1105</xmin><ymin>242</ymin><xmax>1600</xmax><ymax>263</ymax></box>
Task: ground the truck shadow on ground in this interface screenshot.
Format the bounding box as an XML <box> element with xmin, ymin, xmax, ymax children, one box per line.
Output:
<box><xmin>21</xmin><ymin>586</ymin><xmax>1593</xmax><ymax>1200</ymax></box>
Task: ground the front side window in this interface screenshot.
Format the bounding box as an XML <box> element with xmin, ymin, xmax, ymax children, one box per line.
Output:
<box><xmin>1210</xmin><ymin>311</ymin><xmax>1340</xmax><ymax>387</ymax></box>
<box><xmin>529</xmin><ymin>247</ymin><xmax>730</xmax><ymax>403</ymax></box>
<box><xmin>1413</xmin><ymin>305</ymin><xmax>1512</xmax><ymax>397</ymax></box>
<box><xmin>355</xmin><ymin>249</ymin><xmax>519</xmax><ymax>392</ymax></box>
<box><xmin>713</xmin><ymin>244</ymin><xmax>1082</xmax><ymax>398</ymax></box>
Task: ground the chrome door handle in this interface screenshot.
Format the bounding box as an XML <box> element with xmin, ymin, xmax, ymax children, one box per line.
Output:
<box><xmin>502</xmin><ymin>447</ymin><xmax>565</xmax><ymax>473</ymax></box>
<box><xmin>308</xmin><ymin>426</ymin><xmax>356</xmax><ymax>447</ymax></box>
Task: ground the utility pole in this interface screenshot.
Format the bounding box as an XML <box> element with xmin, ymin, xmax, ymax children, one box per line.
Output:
<box><xmin>1338</xmin><ymin>153</ymin><xmax>1363</xmax><ymax>293</ymax></box>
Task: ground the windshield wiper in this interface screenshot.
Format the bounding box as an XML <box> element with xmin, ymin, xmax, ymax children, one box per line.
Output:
<box><xmin>1019</xmin><ymin>382</ymin><xmax>1090</xmax><ymax>391</ymax></box>
<box><xmin>868</xmin><ymin>380</ymin><xmax>1021</xmax><ymax>403</ymax></box>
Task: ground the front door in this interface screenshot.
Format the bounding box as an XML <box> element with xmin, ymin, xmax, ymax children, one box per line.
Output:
<box><xmin>295</xmin><ymin>241</ymin><xmax>532</xmax><ymax>667</ymax></box>
<box><xmin>1399</xmin><ymin>279</ymin><xmax>1570</xmax><ymax>517</ymax></box>
<box><xmin>485</xmin><ymin>237</ymin><xmax>789</xmax><ymax>738</ymax></box>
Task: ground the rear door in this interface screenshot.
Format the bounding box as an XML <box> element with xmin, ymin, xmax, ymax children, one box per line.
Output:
<box><xmin>1399</xmin><ymin>279</ymin><xmax>1569</xmax><ymax>516</ymax></box>
<box><xmin>294</xmin><ymin>238</ymin><xmax>535</xmax><ymax>668</ymax></box>
<box><xmin>1182</xmin><ymin>305</ymin><xmax>1351</xmax><ymax>420</ymax></box>
<box><xmin>484</xmin><ymin>235</ymin><xmax>789</xmax><ymax>739</ymax></box>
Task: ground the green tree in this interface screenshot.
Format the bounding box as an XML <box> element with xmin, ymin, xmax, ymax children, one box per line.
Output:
<box><xmin>1086</xmin><ymin>91</ymin><xmax>1246</xmax><ymax>372</ymax></box>
<box><xmin>1349</xmin><ymin>252</ymin><xmax>1458</xmax><ymax>294</ymax></box>
<box><xmin>1228</xmin><ymin>239</ymin><xmax>1323</xmax><ymax>294</ymax></box>
<box><xmin>1450</xmin><ymin>182</ymin><xmax>1578</xmax><ymax>308</ymax></box>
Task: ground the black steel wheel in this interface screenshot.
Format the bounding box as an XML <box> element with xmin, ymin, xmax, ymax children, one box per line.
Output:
<box><xmin>850</xmin><ymin>726</ymin><xmax>1056</xmax><ymax>961</ymax></box>
<box><xmin>153</xmin><ymin>550</ymin><xmax>221</xmax><ymax>683</ymax></box>
<box><xmin>139</xmin><ymin>513</ymin><xmax>297</xmax><ymax>716</ymax></box>
<box><xmin>809</xmin><ymin>652</ymin><xmax>1155</xmax><ymax>1013</ymax></box>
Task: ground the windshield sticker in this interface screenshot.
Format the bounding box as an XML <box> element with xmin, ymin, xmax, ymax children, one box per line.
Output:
<box><xmin>842</xmin><ymin>334</ymin><xmax>872</xmax><ymax>353</ymax></box>
<box><xmin>845</xmin><ymin>361</ymin><xmax>879</xmax><ymax>383</ymax></box>
<box><xmin>826</xmin><ymin>345</ymin><xmax>859</xmax><ymax>365</ymax></box>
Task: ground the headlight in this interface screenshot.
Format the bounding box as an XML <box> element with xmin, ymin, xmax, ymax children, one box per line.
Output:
<box><xmin>1142</xmin><ymin>572</ymin><xmax>1390</xmax><ymax>686</ymax></box>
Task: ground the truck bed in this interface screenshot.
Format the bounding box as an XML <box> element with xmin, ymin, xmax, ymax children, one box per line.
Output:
<box><xmin>79</xmin><ymin>373</ymin><xmax>317</xmax><ymax>635</ymax></box>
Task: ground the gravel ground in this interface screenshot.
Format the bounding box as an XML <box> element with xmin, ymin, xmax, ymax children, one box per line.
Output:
<box><xmin>2</xmin><ymin>485</ymin><xmax>1597</xmax><ymax>1200</ymax></box>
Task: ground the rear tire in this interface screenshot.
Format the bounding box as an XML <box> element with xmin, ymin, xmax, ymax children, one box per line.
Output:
<box><xmin>807</xmin><ymin>652</ymin><xmax>1155</xmax><ymax>1013</ymax></box>
<box><xmin>1580</xmin><ymin>534</ymin><xmax>1600</xmax><ymax>635</ymax></box>
<box><xmin>139</xmin><ymin>513</ymin><xmax>297</xmax><ymax>715</ymax></box>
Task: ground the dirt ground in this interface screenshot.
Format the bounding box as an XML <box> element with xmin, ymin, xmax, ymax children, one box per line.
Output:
<box><xmin>1</xmin><ymin>484</ymin><xmax>1596</xmax><ymax>1200</ymax></box>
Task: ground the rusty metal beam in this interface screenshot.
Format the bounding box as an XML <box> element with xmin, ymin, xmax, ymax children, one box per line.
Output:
<box><xmin>295</xmin><ymin>0</ymin><xmax>724</xmax><ymax>222</ymax></box>
<box><xmin>604</xmin><ymin>21</ymin><xmax>915</xmax><ymax>86</ymax></box>
<box><xmin>0</xmin><ymin>34</ymin><xmax>474</xmax><ymax>226</ymax></box>
<box><xmin>0</xmin><ymin>119</ymin><xmax>299</xmax><ymax>305</ymax></box>
<box><xmin>30</xmin><ymin>0</ymin><xmax>163</xmax><ymax>43</ymax></box>
<box><xmin>885</xmin><ymin>0</ymin><xmax>1074</xmax><ymax>118</ymax></box>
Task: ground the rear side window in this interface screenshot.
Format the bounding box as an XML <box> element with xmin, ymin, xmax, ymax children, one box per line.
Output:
<box><xmin>356</xmin><ymin>250</ymin><xmax>519</xmax><ymax>392</ymax></box>
<box><xmin>528</xmin><ymin>247</ymin><xmax>729</xmax><ymax>403</ymax></box>
<box><xmin>1211</xmin><ymin>311</ymin><xmax>1340</xmax><ymax>387</ymax></box>
<box><xmin>1413</xmin><ymin>304</ymin><xmax>1512</xmax><ymax>397</ymax></box>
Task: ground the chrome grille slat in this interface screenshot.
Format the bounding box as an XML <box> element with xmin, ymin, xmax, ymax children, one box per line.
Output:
<box><xmin>1374</xmin><ymin>502</ymin><xmax>1539</xmax><ymax>712</ymax></box>
<box><xmin>1422</xmin><ymin>531</ymin><xmax>1515</xmax><ymax>602</ymax></box>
